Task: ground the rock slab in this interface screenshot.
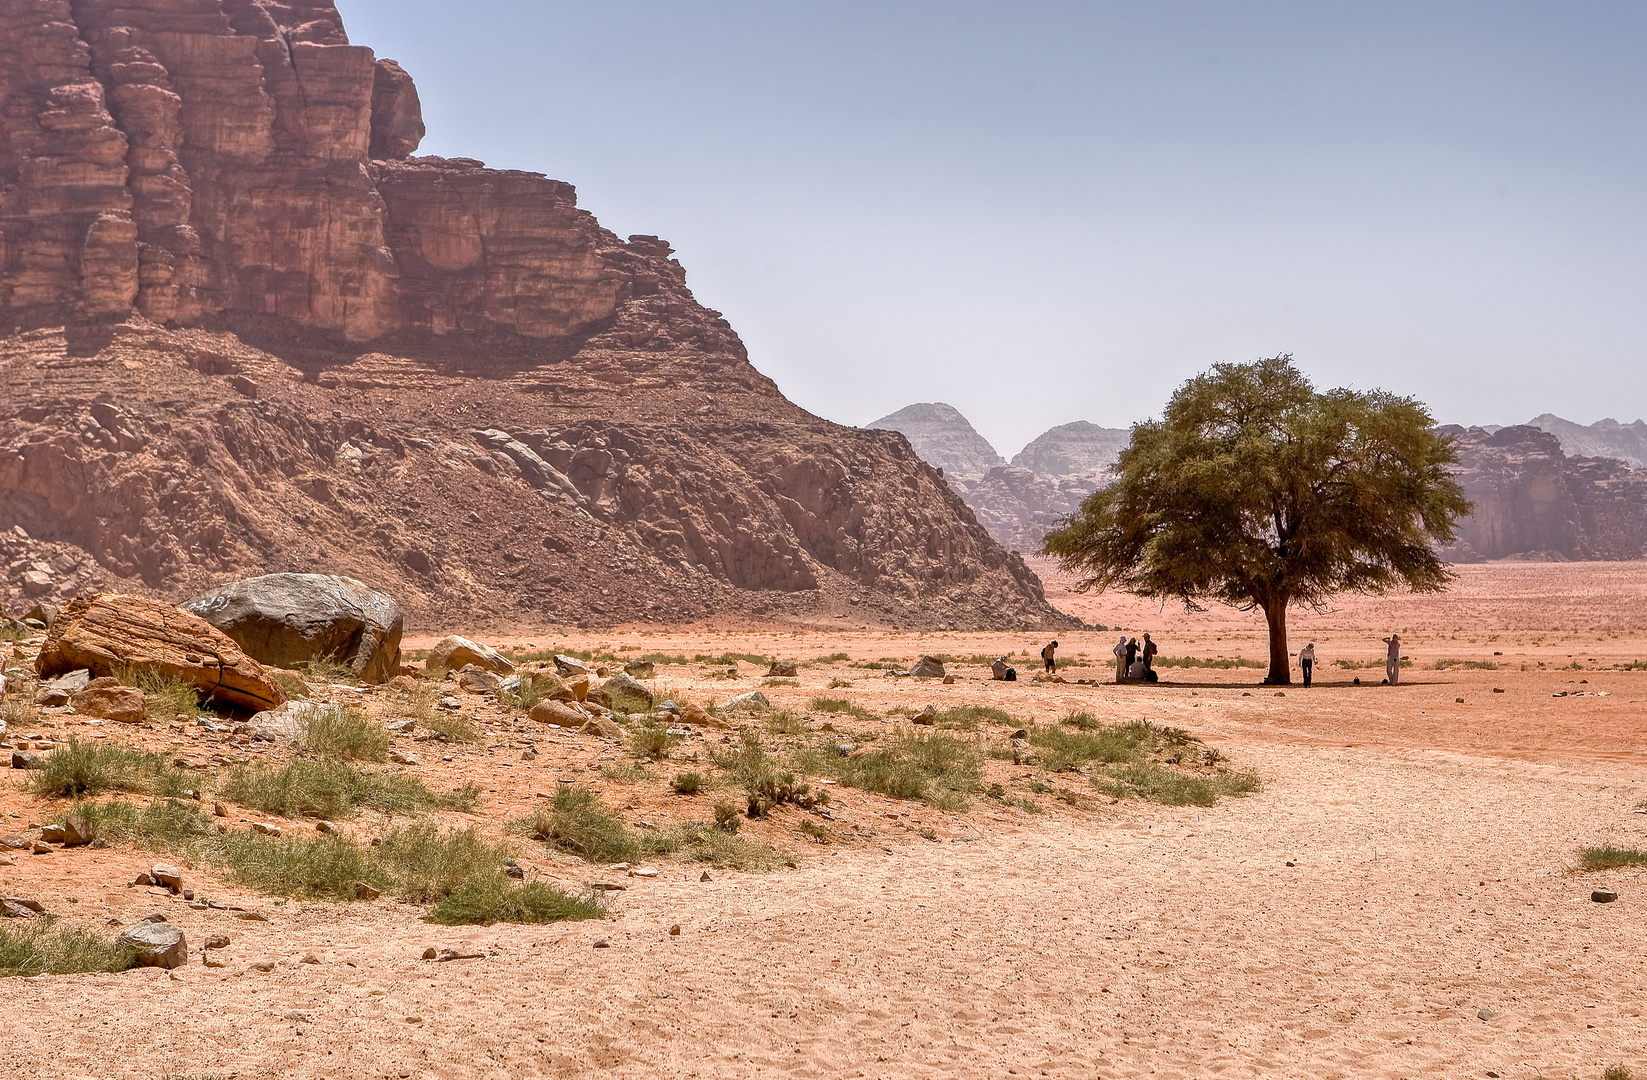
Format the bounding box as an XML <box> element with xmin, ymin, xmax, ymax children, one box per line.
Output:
<box><xmin>35</xmin><ymin>595</ymin><xmax>285</xmax><ymax>713</ymax></box>
<box><xmin>118</xmin><ymin>921</ymin><xmax>187</xmax><ymax>969</ymax></box>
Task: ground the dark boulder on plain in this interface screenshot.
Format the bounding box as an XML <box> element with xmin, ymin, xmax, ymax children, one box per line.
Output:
<box><xmin>183</xmin><ymin>574</ymin><xmax>403</xmax><ymax>685</ymax></box>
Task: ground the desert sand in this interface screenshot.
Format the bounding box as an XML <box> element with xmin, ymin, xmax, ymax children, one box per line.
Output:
<box><xmin>3</xmin><ymin>561</ymin><xmax>1646</xmax><ymax>1079</ymax></box>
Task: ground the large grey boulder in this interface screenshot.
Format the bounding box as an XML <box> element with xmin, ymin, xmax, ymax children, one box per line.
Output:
<box><xmin>182</xmin><ymin>574</ymin><xmax>403</xmax><ymax>684</ymax></box>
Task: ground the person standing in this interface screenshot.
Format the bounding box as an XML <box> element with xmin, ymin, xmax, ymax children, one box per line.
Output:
<box><xmin>1112</xmin><ymin>635</ymin><xmax>1128</xmax><ymax>682</ymax></box>
<box><xmin>1299</xmin><ymin>642</ymin><xmax>1316</xmax><ymax>687</ymax></box>
<box><xmin>1124</xmin><ymin>637</ymin><xmax>1139</xmax><ymax>674</ymax></box>
<box><xmin>1382</xmin><ymin>633</ymin><xmax>1401</xmax><ymax>685</ymax></box>
<box><xmin>1041</xmin><ymin>640</ymin><xmax>1059</xmax><ymax>673</ymax></box>
<box><xmin>1142</xmin><ymin>633</ymin><xmax>1158</xmax><ymax>674</ymax></box>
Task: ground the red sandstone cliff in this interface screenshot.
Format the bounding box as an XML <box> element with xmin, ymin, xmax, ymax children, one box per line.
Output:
<box><xmin>0</xmin><ymin>0</ymin><xmax>1072</xmax><ymax>630</ymax></box>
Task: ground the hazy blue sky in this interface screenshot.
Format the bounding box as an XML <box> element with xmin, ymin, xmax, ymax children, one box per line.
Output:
<box><xmin>339</xmin><ymin>1</ymin><xmax>1644</xmax><ymax>457</ymax></box>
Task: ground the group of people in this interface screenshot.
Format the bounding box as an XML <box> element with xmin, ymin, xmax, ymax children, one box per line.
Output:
<box><xmin>1112</xmin><ymin>633</ymin><xmax>1159</xmax><ymax>683</ymax></box>
<box><xmin>985</xmin><ymin>632</ymin><xmax>1405</xmax><ymax>687</ymax></box>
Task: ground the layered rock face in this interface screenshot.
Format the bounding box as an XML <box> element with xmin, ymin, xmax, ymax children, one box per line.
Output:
<box><xmin>0</xmin><ymin>1</ymin><xmax>1069</xmax><ymax>629</ymax></box>
<box><xmin>1527</xmin><ymin>415</ymin><xmax>1647</xmax><ymax>470</ymax></box>
<box><xmin>866</xmin><ymin>404</ymin><xmax>1004</xmax><ymax>479</ymax></box>
<box><xmin>1438</xmin><ymin>425</ymin><xmax>1647</xmax><ymax>561</ymax></box>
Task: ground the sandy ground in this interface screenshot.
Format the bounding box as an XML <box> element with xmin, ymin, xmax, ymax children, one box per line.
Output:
<box><xmin>3</xmin><ymin>561</ymin><xmax>1646</xmax><ymax>1079</ymax></box>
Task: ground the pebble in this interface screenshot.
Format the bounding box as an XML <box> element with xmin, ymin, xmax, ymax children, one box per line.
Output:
<box><xmin>249</xmin><ymin>960</ymin><xmax>276</xmax><ymax>972</ymax></box>
<box><xmin>204</xmin><ymin>934</ymin><xmax>231</xmax><ymax>950</ymax></box>
<box><xmin>669</xmin><ymin>924</ymin><xmax>681</xmax><ymax>936</ymax></box>
<box><xmin>251</xmin><ymin>822</ymin><xmax>282</xmax><ymax>837</ymax></box>
<box><xmin>592</xmin><ymin>939</ymin><xmax>610</xmax><ymax>949</ymax></box>
<box><xmin>300</xmin><ymin>953</ymin><xmax>320</xmax><ymax>964</ymax></box>
<box><xmin>1592</xmin><ymin>889</ymin><xmax>1618</xmax><ymax>903</ymax></box>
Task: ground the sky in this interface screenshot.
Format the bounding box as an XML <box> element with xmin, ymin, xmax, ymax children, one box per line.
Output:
<box><xmin>337</xmin><ymin>1</ymin><xmax>1645</xmax><ymax>459</ymax></box>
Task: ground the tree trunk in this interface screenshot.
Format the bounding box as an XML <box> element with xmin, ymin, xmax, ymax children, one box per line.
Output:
<box><xmin>1262</xmin><ymin>598</ymin><xmax>1291</xmax><ymax>684</ymax></box>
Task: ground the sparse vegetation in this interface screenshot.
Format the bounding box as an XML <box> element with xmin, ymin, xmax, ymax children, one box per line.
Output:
<box><xmin>516</xmin><ymin>785</ymin><xmax>637</xmax><ymax>863</ymax></box>
<box><xmin>1579</xmin><ymin>845</ymin><xmax>1647</xmax><ymax>871</ymax></box>
<box><xmin>298</xmin><ymin>704</ymin><xmax>389</xmax><ymax>761</ymax></box>
<box><xmin>1021</xmin><ymin>719</ymin><xmax>1259</xmax><ymax>807</ymax></box>
<box><xmin>695</xmin><ymin>651</ymin><xmax>769</xmax><ymax>667</ymax></box>
<box><xmin>764</xmin><ymin>710</ymin><xmax>807</xmax><ymax>735</ymax></box>
<box><xmin>0</xmin><ymin>918</ymin><xmax>134</xmax><ymax>977</ymax></box>
<box><xmin>125</xmin><ymin>668</ymin><xmax>205</xmax><ymax>720</ymax></box>
<box><xmin>268</xmin><ymin>669</ymin><xmax>310</xmax><ymax>700</ymax></box>
<box><xmin>499</xmin><ymin>672</ymin><xmax>562</xmax><ymax>714</ymax></box>
<box><xmin>298</xmin><ymin>657</ymin><xmax>358</xmax><ymax>686</ymax></box>
<box><xmin>826</xmin><ymin>677</ymin><xmax>853</xmax><ymax>689</ymax></box>
<box><xmin>1430</xmin><ymin>658</ymin><xmax>1501</xmax><ymax>670</ymax></box>
<box><xmin>425</xmin><ymin>876</ymin><xmax>606</xmax><ymax>925</ymax></box>
<box><xmin>55</xmin><ymin>798</ymin><xmax>214</xmax><ymax>852</ymax></box>
<box><xmin>931</xmin><ymin>704</ymin><xmax>1015</xmax><ymax>731</ymax></box>
<box><xmin>670</xmin><ymin>771</ymin><xmax>703</xmax><ymax>795</ymax></box>
<box><xmin>1603</xmin><ymin>1065</ymin><xmax>1633</xmax><ymax>1080</ymax></box>
<box><xmin>220</xmin><ymin>759</ymin><xmax>473</xmax><ymax>820</ymax></box>
<box><xmin>28</xmin><ymin>739</ymin><xmax>190</xmax><ymax>799</ymax></box>
<box><xmin>629</xmin><ymin>724</ymin><xmax>680</xmax><ymax>760</ymax></box>
<box><xmin>808</xmin><ymin>696</ymin><xmax>879</xmax><ymax>724</ymax></box>
<box><xmin>822</xmin><ymin>731</ymin><xmax>983</xmax><ymax>810</ymax></box>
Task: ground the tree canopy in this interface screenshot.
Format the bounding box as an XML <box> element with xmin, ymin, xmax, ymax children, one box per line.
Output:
<box><xmin>1041</xmin><ymin>356</ymin><xmax>1470</xmax><ymax>684</ymax></box>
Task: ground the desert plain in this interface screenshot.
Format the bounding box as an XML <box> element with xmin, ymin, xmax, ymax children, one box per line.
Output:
<box><xmin>2</xmin><ymin>559</ymin><xmax>1645</xmax><ymax>1080</ymax></box>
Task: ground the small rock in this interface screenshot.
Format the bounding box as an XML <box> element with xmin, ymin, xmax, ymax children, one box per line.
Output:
<box><xmin>300</xmin><ymin>953</ymin><xmax>320</xmax><ymax>964</ymax></box>
<box><xmin>1</xmin><ymin>835</ymin><xmax>30</xmax><ymax>850</ymax></box>
<box><xmin>766</xmin><ymin>661</ymin><xmax>798</xmax><ymax>678</ymax></box>
<box><xmin>233</xmin><ymin>910</ymin><xmax>268</xmax><ymax>922</ymax></box>
<box><xmin>132</xmin><ymin>871</ymin><xmax>155</xmax><ymax>887</ymax></box>
<box><xmin>385</xmin><ymin>719</ymin><xmax>414</xmax><ymax>733</ymax></box>
<box><xmin>437</xmin><ymin>696</ymin><xmax>461</xmax><ymax>710</ymax></box>
<box><xmin>578</xmin><ymin>717</ymin><xmax>623</xmax><ymax>740</ymax></box>
<box><xmin>669</xmin><ymin>924</ymin><xmax>681</xmax><ymax>936</ymax></box>
<box><xmin>151</xmin><ymin>863</ymin><xmax>184</xmax><ymax>891</ymax></box>
<box><xmin>249</xmin><ymin>960</ymin><xmax>276</xmax><ymax>972</ymax></box>
<box><xmin>31</xmin><ymin>841</ymin><xmax>53</xmax><ymax>854</ymax></box>
<box><xmin>388</xmin><ymin>750</ymin><xmax>420</xmax><ymax>765</ymax></box>
<box><xmin>592</xmin><ymin>939</ymin><xmax>610</xmax><ymax>948</ymax></box>
<box><xmin>251</xmin><ymin>822</ymin><xmax>282</xmax><ymax>837</ymax></box>
<box><xmin>316</xmin><ymin>820</ymin><xmax>339</xmax><ymax>835</ymax></box>
<box><xmin>629</xmin><ymin>867</ymin><xmax>659</xmax><ymax>879</ymax></box>
<box><xmin>911</xmin><ymin>705</ymin><xmax>937</xmax><ymax>726</ymax></box>
<box><xmin>942</xmin><ymin>675</ymin><xmax>955</xmax><ymax>684</ymax></box>
<box><xmin>39</xmin><ymin>824</ymin><xmax>67</xmax><ymax>844</ymax></box>
<box><xmin>724</xmin><ymin>690</ymin><xmax>771</xmax><ymax>712</ymax></box>
<box><xmin>909</xmin><ymin>656</ymin><xmax>946</xmax><ymax>678</ymax></box>
<box><xmin>119</xmin><ymin>921</ymin><xmax>188</xmax><ymax>969</ymax></box>
<box><xmin>1493</xmin><ymin>687</ymin><xmax>1505</xmax><ymax>693</ymax></box>
<box><xmin>421</xmin><ymin>947</ymin><xmax>438</xmax><ymax>960</ymax></box>
<box><xmin>354</xmin><ymin>881</ymin><xmax>381</xmax><ymax>900</ymax></box>
<box><xmin>1</xmin><ymin>898</ymin><xmax>44</xmax><ymax>918</ymax></box>
<box><xmin>624</xmin><ymin>661</ymin><xmax>656</xmax><ymax>679</ymax></box>
<box><xmin>1455</xmin><ymin>697</ymin><xmax>1465</xmax><ymax>704</ymax></box>
<box><xmin>553</xmin><ymin>654</ymin><xmax>589</xmax><ymax>677</ymax></box>
<box><xmin>203</xmin><ymin>956</ymin><xmax>227</xmax><ymax>968</ymax></box>
<box><xmin>700</xmin><ymin>871</ymin><xmax>712</xmax><ymax>882</ymax></box>
<box><xmin>203</xmin><ymin>934</ymin><xmax>231</xmax><ymax>950</ymax></box>
<box><xmin>1477</xmin><ymin>1007</ymin><xmax>1501</xmax><ymax>1021</ymax></box>
<box><xmin>11</xmin><ymin>750</ymin><xmax>41</xmax><ymax>770</ymax></box>
<box><xmin>456</xmin><ymin>667</ymin><xmax>502</xmax><ymax>695</ymax></box>
<box><xmin>1009</xmin><ymin>728</ymin><xmax>1027</xmax><ymax>740</ymax></box>
<box><xmin>436</xmin><ymin>948</ymin><xmax>483</xmax><ymax>961</ymax></box>
<box><xmin>1592</xmin><ymin>889</ymin><xmax>1618</xmax><ymax>903</ymax></box>
<box><xmin>70</xmin><ymin>678</ymin><xmax>147</xmax><ymax>724</ymax></box>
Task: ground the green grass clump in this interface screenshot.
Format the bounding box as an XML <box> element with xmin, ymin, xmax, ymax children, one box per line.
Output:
<box><xmin>671</xmin><ymin>772</ymin><xmax>703</xmax><ymax>795</ymax></box>
<box><xmin>28</xmin><ymin>739</ymin><xmax>189</xmax><ymax>799</ymax></box>
<box><xmin>299</xmin><ymin>704</ymin><xmax>388</xmax><ymax>761</ymax></box>
<box><xmin>299</xmin><ymin>658</ymin><xmax>359</xmax><ymax>685</ymax></box>
<box><xmin>1154</xmin><ymin>656</ymin><xmax>1266</xmax><ymax>669</ymax></box>
<box><xmin>764</xmin><ymin>710</ymin><xmax>807</xmax><ymax>735</ymax></box>
<box><xmin>421</xmin><ymin>712</ymin><xmax>481</xmax><ymax>743</ymax></box>
<box><xmin>1579</xmin><ymin>845</ymin><xmax>1647</xmax><ymax>871</ymax></box>
<box><xmin>218</xmin><ymin>830</ymin><xmax>385</xmax><ymax>900</ymax></box>
<box><xmin>375</xmin><ymin>821</ymin><xmax>511</xmax><ymax>902</ymax></box>
<box><xmin>629</xmin><ymin>724</ymin><xmax>680</xmax><ymax>760</ymax></box>
<box><xmin>826</xmin><ymin>677</ymin><xmax>853</xmax><ymax>689</ymax></box>
<box><xmin>516</xmin><ymin>786</ymin><xmax>637</xmax><ymax>863</ymax></box>
<box><xmin>710</xmin><ymin>731</ymin><xmax>779</xmax><ymax>793</ymax></box>
<box><xmin>825</xmin><ymin>731</ymin><xmax>983</xmax><ymax>810</ymax></box>
<box><xmin>669</xmin><ymin>822</ymin><xmax>789</xmax><ymax>870</ymax></box>
<box><xmin>1603</xmin><ymin>1065</ymin><xmax>1633</xmax><ymax>1080</ymax></box>
<box><xmin>931</xmin><ymin>704</ymin><xmax>1016</xmax><ymax>731</ymax></box>
<box><xmin>425</xmin><ymin>877</ymin><xmax>606</xmax><ymax>926</ymax></box>
<box><xmin>56</xmin><ymin>798</ymin><xmax>214</xmax><ymax>852</ymax></box>
<box><xmin>695</xmin><ymin>651</ymin><xmax>769</xmax><ymax>667</ymax></box>
<box><xmin>1021</xmin><ymin>718</ymin><xmax>1258</xmax><ymax>807</ymax></box>
<box><xmin>808</xmin><ymin>696</ymin><xmax>879</xmax><ymax>723</ymax></box>
<box><xmin>128</xmin><ymin>669</ymin><xmax>205</xmax><ymax>720</ymax></box>
<box><xmin>268</xmin><ymin>670</ymin><xmax>310</xmax><ymax>700</ymax></box>
<box><xmin>1089</xmin><ymin>763</ymin><xmax>1259</xmax><ymax>807</ymax></box>
<box><xmin>812</xmin><ymin>652</ymin><xmax>852</xmax><ymax>664</ymax></box>
<box><xmin>221</xmin><ymin>759</ymin><xmax>472</xmax><ymax>820</ymax></box>
<box><xmin>499</xmin><ymin>672</ymin><xmax>562</xmax><ymax>714</ymax></box>
<box><xmin>0</xmin><ymin>919</ymin><xmax>134</xmax><ymax>977</ymax></box>
<box><xmin>1029</xmin><ymin>724</ymin><xmax>1151</xmax><ymax>772</ymax></box>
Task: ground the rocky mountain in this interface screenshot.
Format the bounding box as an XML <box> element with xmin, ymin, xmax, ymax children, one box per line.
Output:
<box><xmin>1526</xmin><ymin>415</ymin><xmax>1647</xmax><ymax>469</ymax></box>
<box><xmin>0</xmin><ymin>0</ymin><xmax>1071</xmax><ymax>631</ymax></box>
<box><xmin>1437</xmin><ymin>425</ymin><xmax>1647</xmax><ymax>561</ymax></box>
<box><xmin>864</xmin><ymin>404</ymin><xmax>1004</xmax><ymax>480</ymax></box>
<box><xmin>1010</xmin><ymin>422</ymin><xmax>1131</xmax><ymax>484</ymax></box>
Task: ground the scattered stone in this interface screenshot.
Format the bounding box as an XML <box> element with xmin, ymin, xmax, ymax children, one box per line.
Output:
<box><xmin>700</xmin><ymin>871</ymin><xmax>712</xmax><ymax>882</ymax></box>
<box><xmin>60</xmin><ymin>813</ymin><xmax>96</xmax><ymax>847</ymax></box>
<box><xmin>119</xmin><ymin>920</ymin><xmax>188</xmax><ymax>969</ymax></box>
<box><xmin>561</xmin><ymin>674</ymin><xmax>592</xmax><ymax>702</ymax></box>
<box><xmin>766</xmin><ymin>661</ymin><xmax>798</xmax><ymax>678</ymax></box>
<box><xmin>39</xmin><ymin>824</ymin><xmax>67</xmax><ymax>844</ymax></box>
<box><xmin>385</xmin><ymin>719</ymin><xmax>415</xmax><ymax>733</ymax></box>
<box><xmin>553</xmin><ymin>654</ymin><xmax>589</xmax><ymax>677</ymax></box>
<box><xmin>69</xmin><ymin>678</ymin><xmax>147</xmax><ymax>724</ymax></box>
<box><xmin>388</xmin><ymin>750</ymin><xmax>420</xmax><ymax>765</ymax></box>
<box><xmin>455</xmin><ymin>666</ymin><xmax>502</xmax><ymax>695</ymax></box>
<box><xmin>203</xmin><ymin>934</ymin><xmax>231</xmax><ymax>950</ymax></box>
<box><xmin>423</xmin><ymin>634</ymin><xmax>514</xmax><ymax>678</ymax></box>
<box><xmin>249</xmin><ymin>960</ymin><xmax>276</xmax><ymax>972</ymax></box>
<box><xmin>1</xmin><ymin>897</ymin><xmax>45</xmax><ymax>918</ymax></box>
<box><xmin>316</xmin><ymin>821</ymin><xmax>340</xmax><ymax>835</ymax></box>
<box><xmin>421</xmin><ymin>947</ymin><xmax>438</xmax><ymax>960</ymax></box>
<box><xmin>435</xmin><ymin>947</ymin><xmax>483</xmax><ymax>961</ymax></box>
<box><xmin>212</xmin><ymin>802</ymin><xmax>229</xmax><ymax>818</ymax></box>
<box><xmin>629</xmin><ymin>867</ymin><xmax>659</xmax><ymax>879</ymax></box>
<box><xmin>592</xmin><ymin>939</ymin><xmax>610</xmax><ymax>949</ymax></box>
<box><xmin>31</xmin><ymin>841</ymin><xmax>52</xmax><ymax>854</ymax></box>
<box><xmin>943</xmin><ymin>674</ymin><xmax>956</xmax><ymax>684</ymax></box>
<box><xmin>1477</xmin><ymin>1007</ymin><xmax>1501</xmax><ymax>1022</ymax></box>
<box><xmin>438</xmin><ymin>695</ymin><xmax>461</xmax><ymax>710</ymax></box>
<box><xmin>133</xmin><ymin>871</ymin><xmax>155</xmax><ymax>887</ymax></box>
<box><xmin>669</xmin><ymin>924</ymin><xmax>681</xmax><ymax>936</ymax></box>
<box><xmin>182</xmin><ymin>573</ymin><xmax>405</xmax><ymax>684</ymax></box>
<box><xmin>579</xmin><ymin>717</ymin><xmax>624</xmax><ymax>739</ymax></box>
<box><xmin>724</xmin><ymin>690</ymin><xmax>771</xmax><ymax>712</ymax></box>
<box><xmin>354</xmin><ymin>881</ymin><xmax>381</xmax><ymax>900</ymax></box>
<box><xmin>35</xmin><ymin>668</ymin><xmax>91</xmax><ymax>706</ymax></box>
<box><xmin>251</xmin><ymin>822</ymin><xmax>283</xmax><ymax>837</ymax></box>
<box><xmin>203</xmin><ymin>955</ymin><xmax>228</xmax><ymax>968</ymax></box>
<box><xmin>911</xmin><ymin>705</ymin><xmax>937</xmax><ymax>726</ymax></box>
<box><xmin>624</xmin><ymin>661</ymin><xmax>655</xmax><ymax>679</ymax></box>
<box><xmin>300</xmin><ymin>953</ymin><xmax>320</xmax><ymax>964</ymax></box>
<box><xmin>233</xmin><ymin>910</ymin><xmax>269</xmax><ymax>922</ymax></box>
<box><xmin>1456</xmin><ymin>697</ymin><xmax>1465</xmax><ymax>703</ymax></box>
<box><xmin>1592</xmin><ymin>889</ymin><xmax>1618</xmax><ymax>903</ymax></box>
<box><xmin>1493</xmin><ymin>687</ymin><xmax>1505</xmax><ymax>693</ymax></box>
<box><xmin>909</xmin><ymin>656</ymin><xmax>946</xmax><ymax>679</ymax></box>
<box><xmin>677</xmin><ymin>703</ymin><xmax>732</xmax><ymax>729</ymax></box>
<box><xmin>150</xmin><ymin>864</ymin><xmax>184</xmax><ymax>891</ymax></box>
<box><xmin>0</xmin><ymin>836</ymin><xmax>26</xmax><ymax>851</ymax></box>
<box><xmin>35</xmin><ymin>594</ymin><xmax>287</xmax><ymax>713</ymax></box>
<box><xmin>528</xmin><ymin>699</ymin><xmax>589</xmax><ymax>727</ymax></box>
<box><xmin>14</xmin><ymin>751</ymin><xmax>44</xmax><ymax>772</ymax></box>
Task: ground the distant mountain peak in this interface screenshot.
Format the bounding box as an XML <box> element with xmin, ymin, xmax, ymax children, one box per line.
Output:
<box><xmin>866</xmin><ymin>403</ymin><xmax>1004</xmax><ymax>478</ymax></box>
<box><xmin>1524</xmin><ymin>415</ymin><xmax>1647</xmax><ymax>468</ymax></box>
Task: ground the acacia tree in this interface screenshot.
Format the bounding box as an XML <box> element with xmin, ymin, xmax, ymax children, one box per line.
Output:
<box><xmin>1042</xmin><ymin>356</ymin><xmax>1470</xmax><ymax>684</ymax></box>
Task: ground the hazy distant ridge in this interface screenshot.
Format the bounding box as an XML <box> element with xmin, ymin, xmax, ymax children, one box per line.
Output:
<box><xmin>1525</xmin><ymin>415</ymin><xmax>1647</xmax><ymax>469</ymax></box>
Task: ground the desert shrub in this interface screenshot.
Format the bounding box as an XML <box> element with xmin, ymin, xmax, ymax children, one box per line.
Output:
<box><xmin>807</xmin><ymin>696</ymin><xmax>878</xmax><ymax>724</ymax></box>
<box><xmin>629</xmin><ymin>651</ymin><xmax>692</xmax><ymax>666</ymax></box>
<box><xmin>695</xmin><ymin>651</ymin><xmax>768</xmax><ymax>667</ymax></box>
<box><xmin>425</xmin><ymin>877</ymin><xmax>605</xmax><ymax>926</ymax></box>
<box><xmin>1580</xmin><ymin>845</ymin><xmax>1647</xmax><ymax>871</ymax></box>
<box><xmin>828</xmin><ymin>731</ymin><xmax>983</xmax><ymax>810</ymax></box>
<box><xmin>600</xmin><ymin>762</ymin><xmax>651</xmax><ymax>783</ymax></box>
<box><xmin>826</xmin><ymin>677</ymin><xmax>853</xmax><ymax>689</ymax></box>
<box><xmin>764</xmin><ymin>710</ymin><xmax>807</xmax><ymax>735</ymax></box>
<box><xmin>932</xmin><ymin>704</ymin><xmax>1015</xmax><ymax>731</ymax></box>
<box><xmin>669</xmin><ymin>822</ymin><xmax>788</xmax><ymax>870</ymax></box>
<box><xmin>299</xmin><ymin>658</ymin><xmax>358</xmax><ymax>685</ymax></box>
<box><xmin>126</xmin><ymin>669</ymin><xmax>204</xmax><ymax>720</ymax></box>
<box><xmin>1090</xmin><ymin>762</ymin><xmax>1260</xmax><ymax>807</ymax></box>
<box><xmin>0</xmin><ymin>919</ymin><xmax>133</xmax><ymax>977</ymax></box>
<box><xmin>1153</xmin><ymin>656</ymin><xmax>1266</xmax><ymax>669</ymax></box>
<box><xmin>375</xmin><ymin>821</ymin><xmax>510</xmax><ymax>902</ymax></box>
<box><xmin>268</xmin><ymin>670</ymin><xmax>310</xmax><ymax>700</ymax></box>
<box><xmin>762</xmin><ymin>678</ymin><xmax>800</xmax><ymax>688</ymax></box>
<box><xmin>811</xmin><ymin>652</ymin><xmax>852</xmax><ymax>664</ymax></box>
<box><xmin>629</xmin><ymin>724</ymin><xmax>679</xmax><ymax>760</ymax></box>
<box><xmin>1028</xmin><ymin>725</ymin><xmax>1147</xmax><ymax>772</ymax></box>
<box><xmin>709</xmin><ymin>731</ymin><xmax>778</xmax><ymax>793</ymax></box>
<box><xmin>299</xmin><ymin>704</ymin><xmax>389</xmax><ymax>762</ymax></box>
<box><xmin>220</xmin><ymin>759</ymin><xmax>466</xmax><ymax>820</ymax></box>
<box><xmin>713</xmin><ymin>801</ymin><xmax>742</xmax><ymax>832</ymax></box>
<box><xmin>670</xmin><ymin>772</ymin><xmax>703</xmax><ymax>795</ymax></box>
<box><xmin>57</xmin><ymin>798</ymin><xmax>214</xmax><ymax>853</ymax></box>
<box><xmin>29</xmin><ymin>739</ymin><xmax>189</xmax><ymax>799</ymax></box>
<box><xmin>1603</xmin><ymin>1065</ymin><xmax>1632</xmax><ymax>1080</ymax></box>
<box><xmin>421</xmin><ymin>712</ymin><xmax>481</xmax><ymax>743</ymax></box>
<box><xmin>515</xmin><ymin>786</ymin><xmax>636</xmax><ymax>863</ymax></box>
<box><xmin>499</xmin><ymin>672</ymin><xmax>561</xmax><ymax>714</ymax></box>
<box><xmin>217</xmin><ymin>830</ymin><xmax>385</xmax><ymax>900</ymax></box>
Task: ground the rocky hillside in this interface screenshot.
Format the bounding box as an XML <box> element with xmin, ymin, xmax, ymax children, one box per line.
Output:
<box><xmin>0</xmin><ymin>0</ymin><xmax>1071</xmax><ymax>631</ymax></box>
<box><xmin>865</xmin><ymin>404</ymin><xmax>1004</xmax><ymax>479</ymax></box>
<box><xmin>1437</xmin><ymin>425</ymin><xmax>1647</xmax><ymax>562</ymax></box>
<box><xmin>1011</xmin><ymin>422</ymin><xmax>1132</xmax><ymax>484</ymax></box>
<box><xmin>1527</xmin><ymin>415</ymin><xmax>1647</xmax><ymax>469</ymax></box>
